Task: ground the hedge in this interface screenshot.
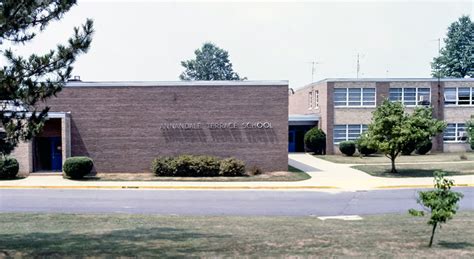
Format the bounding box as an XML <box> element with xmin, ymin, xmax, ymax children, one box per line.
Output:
<box><xmin>339</xmin><ymin>141</ymin><xmax>356</xmax><ymax>156</ymax></box>
<box><xmin>151</xmin><ymin>155</ymin><xmax>246</xmax><ymax>177</ymax></box>
<box><xmin>63</xmin><ymin>156</ymin><xmax>94</xmax><ymax>179</ymax></box>
<box><xmin>0</xmin><ymin>157</ymin><xmax>19</xmax><ymax>179</ymax></box>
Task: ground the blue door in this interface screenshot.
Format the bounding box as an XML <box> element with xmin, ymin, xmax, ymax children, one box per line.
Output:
<box><xmin>288</xmin><ymin>130</ymin><xmax>296</xmax><ymax>152</ymax></box>
<box><xmin>50</xmin><ymin>137</ymin><xmax>62</xmax><ymax>171</ymax></box>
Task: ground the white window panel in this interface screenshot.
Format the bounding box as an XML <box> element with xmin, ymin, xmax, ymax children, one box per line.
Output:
<box><xmin>444</xmin><ymin>123</ymin><xmax>467</xmax><ymax>142</ymax></box>
<box><xmin>334</xmin><ymin>88</ymin><xmax>347</xmax><ymax>106</ymax></box>
<box><xmin>333</xmin><ymin>124</ymin><xmax>369</xmax><ymax>144</ymax></box>
<box><xmin>334</xmin><ymin>88</ymin><xmax>375</xmax><ymax>107</ymax></box>
<box><xmin>444</xmin><ymin>88</ymin><xmax>457</xmax><ymax>105</ymax></box>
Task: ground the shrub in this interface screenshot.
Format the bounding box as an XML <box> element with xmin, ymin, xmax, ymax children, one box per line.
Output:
<box><xmin>219</xmin><ymin>157</ymin><xmax>246</xmax><ymax>176</ymax></box>
<box><xmin>304</xmin><ymin>127</ymin><xmax>326</xmax><ymax>155</ymax></box>
<box><xmin>63</xmin><ymin>156</ymin><xmax>94</xmax><ymax>179</ymax></box>
<box><xmin>248</xmin><ymin>165</ymin><xmax>263</xmax><ymax>176</ymax></box>
<box><xmin>339</xmin><ymin>141</ymin><xmax>356</xmax><ymax>156</ymax></box>
<box><xmin>401</xmin><ymin>140</ymin><xmax>417</xmax><ymax>155</ymax></box>
<box><xmin>356</xmin><ymin>134</ymin><xmax>377</xmax><ymax>156</ymax></box>
<box><xmin>416</xmin><ymin>140</ymin><xmax>433</xmax><ymax>155</ymax></box>
<box><xmin>192</xmin><ymin>155</ymin><xmax>221</xmax><ymax>177</ymax></box>
<box><xmin>151</xmin><ymin>155</ymin><xmax>245</xmax><ymax>177</ymax></box>
<box><xmin>0</xmin><ymin>157</ymin><xmax>19</xmax><ymax>179</ymax></box>
<box><xmin>151</xmin><ymin>156</ymin><xmax>175</xmax><ymax>176</ymax></box>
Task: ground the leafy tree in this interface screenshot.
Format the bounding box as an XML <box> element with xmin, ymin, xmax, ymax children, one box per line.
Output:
<box><xmin>0</xmin><ymin>0</ymin><xmax>94</xmax><ymax>157</ymax></box>
<box><xmin>179</xmin><ymin>42</ymin><xmax>245</xmax><ymax>81</ymax></box>
<box><xmin>431</xmin><ymin>15</ymin><xmax>474</xmax><ymax>78</ymax></box>
<box><xmin>366</xmin><ymin>100</ymin><xmax>445</xmax><ymax>173</ymax></box>
<box><xmin>409</xmin><ymin>172</ymin><xmax>464</xmax><ymax>247</ymax></box>
<box><xmin>304</xmin><ymin>127</ymin><xmax>326</xmax><ymax>155</ymax></box>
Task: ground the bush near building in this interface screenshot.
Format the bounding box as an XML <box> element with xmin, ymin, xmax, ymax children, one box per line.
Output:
<box><xmin>339</xmin><ymin>141</ymin><xmax>356</xmax><ymax>156</ymax></box>
<box><xmin>63</xmin><ymin>157</ymin><xmax>94</xmax><ymax>179</ymax></box>
<box><xmin>0</xmin><ymin>157</ymin><xmax>19</xmax><ymax>179</ymax></box>
<box><xmin>416</xmin><ymin>139</ymin><xmax>433</xmax><ymax>155</ymax></box>
<box><xmin>304</xmin><ymin>128</ymin><xmax>326</xmax><ymax>155</ymax></box>
<box><xmin>356</xmin><ymin>133</ymin><xmax>378</xmax><ymax>156</ymax></box>
<box><xmin>151</xmin><ymin>155</ymin><xmax>246</xmax><ymax>177</ymax></box>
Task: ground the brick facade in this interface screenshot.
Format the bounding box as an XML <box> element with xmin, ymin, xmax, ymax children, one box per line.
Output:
<box><xmin>289</xmin><ymin>78</ymin><xmax>474</xmax><ymax>155</ymax></box>
<box><xmin>32</xmin><ymin>81</ymin><xmax>288</xmax><ymax>173</ymax></box>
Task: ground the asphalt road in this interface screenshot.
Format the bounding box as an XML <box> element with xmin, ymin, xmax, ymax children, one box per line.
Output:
<box><xmin>0</xmin><ymin>188</ymin><xmax>472</xmax><ymax>216</ymax></box>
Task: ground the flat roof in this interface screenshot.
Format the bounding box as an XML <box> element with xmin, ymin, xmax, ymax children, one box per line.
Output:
<box><xmin>294</xmin><ymin>77</ymin><xmax>474</xmax><ymax>91</ymax></box>
<box><xmin>318</xmin><ymin>78</ymin><xmax>474</xmax><ymax>83</ymax></box>
<box><xmin>66</xmin><ymin>80</ymin><xmax>289</xmax><ymax>88</ymax></box>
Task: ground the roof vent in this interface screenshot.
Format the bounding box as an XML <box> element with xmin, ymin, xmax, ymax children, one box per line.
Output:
<box><xmin>69</xmin><ymin>75</ymin><xmax>81</xmax><ymax>82</ymax></box>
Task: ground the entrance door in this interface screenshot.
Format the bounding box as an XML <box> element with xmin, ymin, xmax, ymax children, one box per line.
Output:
<box><xmin>288</xmin><ymin>130</ymin><xmax>296</xmax><ymax>152</ymax></box>
<box><xmin>50</xmin><ymin>137</ymin><xmax>62</xmax><ymax>171</ymax></box>
<box><xmin>35</xmin><ymin>137</ymin><xmax>62</xmax><ymax>172</ymax></box>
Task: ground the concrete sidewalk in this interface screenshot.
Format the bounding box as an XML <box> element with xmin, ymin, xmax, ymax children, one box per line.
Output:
<box><xmin>0</xmin><ymin>153</ymin><xmax>472</xmax><ymax>191</ymax></box>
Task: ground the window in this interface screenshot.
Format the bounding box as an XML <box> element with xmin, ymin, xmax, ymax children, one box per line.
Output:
<box><xmin>308</xmin><ymin>91</ymin><xmax>313</xmax><ymax>109</ymax></box>
<box><xmin>444</xmin><ymin>87</ymin><xmax>474</xmax><ymax>106</ymax></box>
<box><xmin>315</xmin><ymin>90</ymin><xmax>319</xmax><ymax>108</ymax></box>
<box><xmin>333</xmin><ymin>124</ymin><xmax>368</xmax><ymax>144</ymax></box>
<box><xmin>443</xmin><ymin>123</ymin><xmax>467</xmax><ymax>142</ymax></box>
<box><xmin>389</xmin><ymin>88</ymin><xmax>431</xmax><ymax>106</ymax></box>
<box><xmin>334</xmin><ymin>88</ymin><xmax>376</xmax><ymax>107</ymax></box>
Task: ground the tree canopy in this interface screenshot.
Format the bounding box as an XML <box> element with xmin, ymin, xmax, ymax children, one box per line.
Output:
<box><xmin>0</xmin><ymin>0</ymin><xmax>94</xmax><ymax>156</ymax></box>
<box><xmin>179</xmin><ymin>42</ymin><xmax>245</xmax><ymax>81</ymax></box>
<box><xmin>366</xmin><ymin>100</ymin><xmax>445</xmax><ymax>173</ymax></box>
<box><xmin>431</xmin><ymin>15</ymin><xmax>474</xmax><ymax>78</ymax></box>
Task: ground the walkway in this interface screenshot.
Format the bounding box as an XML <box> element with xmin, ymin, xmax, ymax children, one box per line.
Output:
<box><xmin>288</xmin><ymin>153</ymin><xmax>474</xmax><ymax>189</ymax></box>
<box><xmin>0</xmin><ymin>154</ymin><xmax>472</xmax><ymax>190</ymax></box>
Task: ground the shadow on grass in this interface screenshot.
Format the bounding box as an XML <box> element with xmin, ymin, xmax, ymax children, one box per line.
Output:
<box><xmin>0</xmin><ymin>227</ymin><xmax>229</xmax><ymax>257</ymax></box>
<box><xmin>438</xmin><ymin>241</ymin><xmax>474</xmax><ymax>249</ymax></box>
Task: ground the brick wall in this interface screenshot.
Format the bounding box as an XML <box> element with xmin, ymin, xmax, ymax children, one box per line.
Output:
<box><xmin>44</xmin><ymin>83</ymin><xmax>288</xmax><ymax>173</ymax></box>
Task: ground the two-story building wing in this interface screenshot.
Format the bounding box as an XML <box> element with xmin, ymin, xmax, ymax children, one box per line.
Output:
<box><xmin>289</xmin><ymin>78</ymin><xmax>474</xmax><ymax>154</ymax></box>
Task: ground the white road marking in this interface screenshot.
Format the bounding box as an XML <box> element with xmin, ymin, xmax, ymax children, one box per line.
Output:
<box><xmin>317</xmin><ymin>215</ymin><xmax>363</xmax><ymax>221</ymax></box>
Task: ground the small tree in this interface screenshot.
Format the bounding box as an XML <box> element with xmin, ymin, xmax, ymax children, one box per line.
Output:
<box><xmin>366</xmin><ymin>100</ymin><xmax>445</xmax><ymax>173</ymax></box>
<box><xmin>409</xmin><ymin>172</ymin><xmax>464</xmax><ymax>247</ymax></box>
<box><xmin>179</xmin><ymin>42</ymin><xmax>245</xmax><ymax>81</ymax></box>
<box><xmin>304</xmin><ymin>127</ymin><xmax>326</xmax><ymax>155</ymax></box>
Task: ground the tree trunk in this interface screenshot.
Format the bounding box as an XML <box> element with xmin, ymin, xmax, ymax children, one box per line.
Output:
<box><xmin>390</xmin><ymin>157</ymin><xmax>397</xmax><ymax>173</ymax></box>
<box><xmin>429</xmin><ymin>222</ymin><xmax>437</xmax><ymax>247</ymax></box>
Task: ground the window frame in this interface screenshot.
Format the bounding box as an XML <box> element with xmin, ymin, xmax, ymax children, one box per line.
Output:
<box><xmin>443</xmin><ymin>123</ymin><xmax>468</xmax><ymax>143</ymax></box>
<box><xmin>389</xmin><ymin>87</ymin><xmax>431</xmax><ymax>107</ymax></box>
<box><xmin>444</xmin><ymin>87</ymin><xmax>474</xmax><ymax>106</ymax></box>
<box><xmin>333</xmin><ymin>124</ymin><xmax>368</xmax><ymax>144</ymax></box>
<box><xmin>333</xmin><ymin>88</ymin><xmax>376</xmax><ymax>108</ymax></box>
<box><xmin>308</xmin><ymin>91</ymin><xmax>313</xmax><ymax>109</ymax></box>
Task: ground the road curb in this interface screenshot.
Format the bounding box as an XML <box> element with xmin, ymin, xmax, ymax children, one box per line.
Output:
<box><xmin>375</xmin><ymin>183</ymin><xmax>474</xmax><ymax>189</ymax></box>
<box><xmin>0</xmin><ymin>185</ymin><xmax>339</xmax><ymax>190</ymax></box>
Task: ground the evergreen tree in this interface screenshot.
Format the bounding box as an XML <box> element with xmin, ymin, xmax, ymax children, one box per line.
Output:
<box><xmin>0</xmin><ymin>0</ymin><xmax>94</xmax><ymax>156</ymax></box>
<box><xmin>431</xmin><ymin>15</ymin><xmax>474</xmax><ymax>78</ymax></box>
<box><xmin>180</xmin><ymin>42</ymin><xmax>245</xmax><ymax>81</ymax></box>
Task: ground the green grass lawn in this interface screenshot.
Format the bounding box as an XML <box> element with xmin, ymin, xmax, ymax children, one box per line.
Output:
<box><xmin>353</xmin><ymin>162</ymin><xmax>474</xmax><ymax>178</ymax></box>
<box><xmin>0</xmin><ymin>212</ymin><xmax>473</xmax><ymax>257</ymax></box>
<box><xmin>73</xmin><ymin>166</ymin><xmax>311</xmax><ymax>182</ymax></box>
<box><xmin>316</xmin><ymin>152</ymin><xmax>474</xmax><ymax>164</ymax></box>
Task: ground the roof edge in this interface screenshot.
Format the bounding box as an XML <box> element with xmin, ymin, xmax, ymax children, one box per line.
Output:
<box><xmin>66</xmin><ymin>80</ymin><xmax>289</xmax><ymax>88</ymax></box>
